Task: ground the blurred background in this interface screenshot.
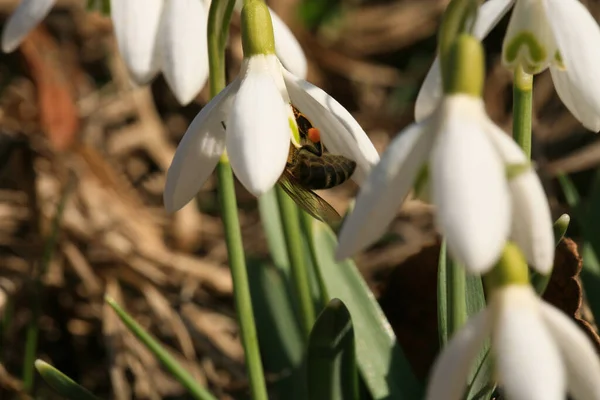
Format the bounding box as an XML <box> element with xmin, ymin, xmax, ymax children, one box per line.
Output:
<box><xmin>1</xmin><ymin>0</ymin><xmax>600</xmax><ymax>398</ymax></box>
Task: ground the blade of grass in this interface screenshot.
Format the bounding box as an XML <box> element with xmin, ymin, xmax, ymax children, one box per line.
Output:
<box><xmin>105</xmin><ymin>297</ymin><xmax>218</xmax><ymax>400</ymax></box>
<box><xmin>23</xmin><ymin>175</ymin><xmax>73</xmax><ymax>392</ymax></box>
<box><xmin>307</xmin><ymin>298</ymin><xmax>358</xmax><ymax>400</ymax></box>
<box><xmin>310</xmin><ymin>220</ymin><xmax>422</xmax><ymax>400</ymax></box>
<box><xmin>35</xmin><ymin>360</ymin><xmax>100</xmax><ymax>400</ymax></box>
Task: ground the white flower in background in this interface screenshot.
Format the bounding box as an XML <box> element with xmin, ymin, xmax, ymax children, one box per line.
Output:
<box><xmin>415</xmin><ymin>0</ymin><xmax>600</xmax><ymax>131</ymax></box>
<box><xmin>1</xmin><ymin>0</ymin><xmax>54</xmax><ymax>53</ymax></box>
<box><xmin>1</xmin><ymin>0</ymin><xmax>307</xmax><ymax>105</ymax></box>
<box><xmin>163</xmin><ymin>2</ymin><xmax>379</xmax><ymax>213</ymax></box>
<box><xmin>336</xmin><ymin>94</ymin><xmax>554</xmax><ymax>273</ymax></box>
<box><xmin>426</xmin><ymin>285</ymin><xmax>600</xmax><ymax>400</ymax></box>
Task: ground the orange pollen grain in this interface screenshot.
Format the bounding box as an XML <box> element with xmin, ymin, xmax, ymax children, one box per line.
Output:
<box><xmin>308</xmin><ymin>127</ymin><xmax>321</xmax><ymax>143</ymax></box>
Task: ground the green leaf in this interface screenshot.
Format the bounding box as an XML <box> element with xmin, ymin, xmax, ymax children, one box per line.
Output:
<box><xmin>35</xmin><ymin>360</ymin><xmax>100</xmax><ymax>400</ymax></box>
<box><xmin>247</xmin><ymin>259</ymin><xmax>306</xmax><ymax>399</ymax></box>
<box><xmin>437</xmin><ymin>240</ymin><xmax>467</xmax><ymax>345</ymax></box>
<box><xmin>307</xmin><ymin>298</ymin><xmax>358</xmax><ymax>400</ymax></box>
<box><xmin>310</xmin><ymin>221</ymin><xmax>423</xmax><ymax>400</ymax></box>
<box><xmin>105</xmin><ymin>297</ymin><xmax>218</xmax><ymax>400</ymax></box>
<box><xmin>581</xmin><ymin>242</ymin><xmax>600</xmax><ymax>323</ymax></box>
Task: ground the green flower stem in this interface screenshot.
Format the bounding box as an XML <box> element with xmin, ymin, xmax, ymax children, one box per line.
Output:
<box><xmin>276</xmin><ymin>187</ymin><xmax>316</xmax><ymax>338</ymax></box>
<box><xmin>208</xmin><ymin>1</ymin><xmax>267</xmax><ymax>399</ymax></box>
<box><xmin>513</xmin><ymin>64</ymin><xmax>533</xmax><ymax>159</ymax></box>
<box><xmin>207</xmin><ymin>0</ymin><xmax>236</xmax><ymax>97</ymax></box>
<box><xmin>216</xmin><ymin>162</ymin><xmax>267</xmax><ymax>400</ymax></box>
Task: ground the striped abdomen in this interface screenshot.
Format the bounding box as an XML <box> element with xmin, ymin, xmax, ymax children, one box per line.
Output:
<box><xmin>287</xmin><ymin>146</ymin><xmax>356</xmax><ymax>190</ymax></box>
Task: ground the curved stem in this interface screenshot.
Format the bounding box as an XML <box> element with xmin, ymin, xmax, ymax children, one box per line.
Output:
<box><xmin>207</xmin><ymin>1</ymin><xmax>267</xmax><ymax>399</ymax></box>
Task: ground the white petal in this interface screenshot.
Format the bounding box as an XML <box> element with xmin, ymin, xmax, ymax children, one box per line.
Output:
<box><xmin>160</xmin><ymin>0</ymin><xmax>209</xmax><ymax>106</ymax></box>
<box><xmin>431</xmin><ymin>96</ymin><xmax>511</xmax><ymax>273</ymax></box>
<box><xmin>414</xmin><ymin>0</ymin><xmax>515</xmax><ymax>122</ymax></box>
<box><xmin>425</xmin><ymin>310</ymin><xmax>491</xmax><ymax>400</ymax></box>
<box><xmin>226</xmin><ymin>58</ymin><xmax>290</xmax><ymax>196</ymax></box>
<box><xmin>485</xmin><ymin>124</ymin><xmax>555</xmax><ymax>273</ymax></box>
<box><xmin>111</xmin><ymin>0</ymin><xmax>163</xmax><ymax>84</ymax></box>
<box><xmin>540</xmin><ymin>301</ymin><xmax>600</xmax><ymax>400</ymax></box>
<box><xmin>502</xmin><ymin>0</ymin><xmax>556</xmax><ymax>74</ymax></box>
<box><xmin>282</xmin><ymin>69</ymin><xmax>380</xmax><ymax>185</ymax></box>
<box><xmin>492</xmin><ymin>286</ymin><xmax>565</xmax><ymax>400</ymax></box>
<box><xmin>336</xmin><ymin>121</ymin><xmax>434</xmax><ymax>260</ymax></box>
<box><xmin>2</xmin><ymin>0</ymin><xmax>55</xmax><ymax>53</ymax></box>
<box><xmin>544</xmin><ymin>0</ymin><xmax>600</xmax><ymax>132</ymax></box>
<box><xmin>164</xmin><ymin>81</ymin><xmax>238</xmax><ymax>212</ymax></box>
<box><xmin>270</xmin><ymin>8</ymin><xmax>307</xmax><ymax>79</ymax></box>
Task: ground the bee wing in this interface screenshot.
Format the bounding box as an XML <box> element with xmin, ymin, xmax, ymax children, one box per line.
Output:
<box><xmin>278</xmin><ymin>172</ymin><xmax>341</xmax><ymax>226</ymax></box>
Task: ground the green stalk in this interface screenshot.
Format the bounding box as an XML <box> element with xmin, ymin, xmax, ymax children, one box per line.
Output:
<box><xmin>276</xmin><ymin>187</ymin><xmax>316</xmax><ymax>338</ymax></box>
<box><xmin>23</xmin><ymin>177</ymin><xmax>73</xmax><ymax>392</ymax></box>
<box><xmin>438</xmin><ymin>0</ymin><xmax>480</xmax><ymax>84</ymax></box>
<box><xmin>512</xmin><ymin>64</ymin><xmax>533</xmax><ymax>158</ymax></box>
<box><xmin>216</xmin><ymin>163</ymin><xmax>267</xmax><ymax>400</ymax></box>
<box><xmin>300</xmin><ymin>212</ymin><xmax>329</xmax><ymax>309</ymax></box>
<box><xmin>208</xmin><ymin>1</ymin><xmax>267</xmax><ymax>398</ymax></box>
<box><xmin>106</xmin><ymin>298</ymin><xmax>216</xmax><ymax>400</ymax></box>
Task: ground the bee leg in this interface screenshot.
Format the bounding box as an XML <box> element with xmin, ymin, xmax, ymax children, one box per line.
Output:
<box><xmin>300</xmin><ymin>143</ymin><xmax>323</xmax><ymax>156</ymax></box>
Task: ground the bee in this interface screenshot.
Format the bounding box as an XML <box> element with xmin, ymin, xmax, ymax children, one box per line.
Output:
<box><xmin>278</xmin><ymin>105</ymin><xmax>356</xmax><ymax>225</ymax></box>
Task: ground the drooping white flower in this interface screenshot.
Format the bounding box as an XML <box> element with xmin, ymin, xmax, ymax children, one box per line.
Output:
<box><xmin>426</xmin><ymin>285</ymin><xmax>600</xmax><ymax>400</ymax></box>
<box><xmin>336</xmin><ymin>94</ymin><xmax>554</xmax><ymax>274</ymax></box>
<box><xmin>416</xmin><ymin>0</ymin><xmax>600</xmax><ymax>131</ymax></box>
<box><xmin>2</xmin><ymin>0</ymin><xmax>308</xmax><ymax>105</ymax></box>
<box><xmin>1</xmin><ymin>0</ymin><xmax>55</xmax><ymax>53</ymax></box>
<box><xmin>112</xmin><ymin>0</ymin><xmax>308</xmax><ymax>104</ymax></box>
<box><xmin>164</xmin><ymin>10</ymin><xmax>378</xmax><ymax>212</ymax></box>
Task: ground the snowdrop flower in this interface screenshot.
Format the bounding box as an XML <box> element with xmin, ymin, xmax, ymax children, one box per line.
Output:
<box><xmin>337</xmin><ymin>35</ymin><xmax>554</xmax><ymax>273</ymax></box>
<box><xmin>416</xmin><ymin>0</ymin><xmax>600</xmax><ymax>131</ymax></box>
<box><xmin>427</xmin><ymin>283</ymin><xmax>600</xmax><ymax>400</ymax></box>
<box><xmin>164</xmin><ymin>0</ymin><xmax>378</xmax><ymax>212</ymax></box>
<box><xmin>2</xmin><ymin>0</ymin><xmax>307</xmax><ymax>105</ymax></box>
<box><xmin>1</xmin><ymin>0</ymin><xmax>54</xmax><ymax>53</ymax></box>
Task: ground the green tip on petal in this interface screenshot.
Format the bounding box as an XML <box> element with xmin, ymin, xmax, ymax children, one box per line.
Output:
<box><xmin>241</xmin><ymin>0</ymin><xmax>275</xmax><ymax>56</ymax></box>
<box><xmin>505</xmin><ymin>162</ymin><xmax>531</xmax><ymax>180</ymax></box>
<box><xmin>442</xmin><ymin>34</ymin><xmax>484</xmax><ymax>97</ymax></box>
<box><xmin>503</xmin><ymin>32</ymin><xmax>547</xmax><ymax>74</ymax></box>
<box><xmin>289</xmin><ymin>116</ymin><xmax>301</xmax><ymax>146</ymax></box>
<box><xmin>484</xmin><ymin>242</ymin><xmax>529</xmax><ymax>292</ymax></box>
